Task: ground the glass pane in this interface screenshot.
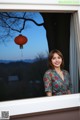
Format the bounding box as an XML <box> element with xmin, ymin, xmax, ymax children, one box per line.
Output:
<box><xmin>0</xmin><ymin>12</ymin><xmax>49</xmax><ymax>101</ymax></box>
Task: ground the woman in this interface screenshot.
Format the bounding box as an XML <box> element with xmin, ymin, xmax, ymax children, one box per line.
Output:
<box><xmin>43</xmin><ymin>49</ymin><xmax>72</xmax><ymax>96</ymax></box>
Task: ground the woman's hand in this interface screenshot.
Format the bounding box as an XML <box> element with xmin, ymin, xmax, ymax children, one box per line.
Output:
<box><xmin>46</xmin><ymin>91</ymin><xmax>52</xmax><ymax>96</ymax></box>
<box><xmin>67</xmin><ymin>90</ymin><xmax>71</xmax><ymax>94</ymax></box>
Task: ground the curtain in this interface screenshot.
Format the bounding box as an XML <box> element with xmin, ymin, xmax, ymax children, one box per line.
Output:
<box><xmin>70</xmin><ymin>12</ymin><xmax>80</xmax><ymax>93</ymax></box>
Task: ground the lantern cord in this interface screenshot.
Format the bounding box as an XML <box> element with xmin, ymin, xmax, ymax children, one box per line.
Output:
<box><xmin>20</xmin><ymin>49</ymin><xmax>23</xmax><ymax>60</ymax></box>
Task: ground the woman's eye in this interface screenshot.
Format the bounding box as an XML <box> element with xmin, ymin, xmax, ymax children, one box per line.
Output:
<box><xmin>52</xmin><ymin>57</ymin><xmax>61</xmax><ymax>60</ymax></box>
<box><xmin>58</xmin><ymin>57</ymin><xmax>61</xmax><ymax>59</ymax></box>
<box><xmin>52</xmin><ymin>57</ymin><xmax>56</xmax><ymax>60</ymax></box>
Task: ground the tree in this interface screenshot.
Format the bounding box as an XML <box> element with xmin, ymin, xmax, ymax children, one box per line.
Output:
<box><xmin>0</xmin><ymin>11</ymin><xmax>71</xmax><ymax>70</ymax></box>
<box><xmin>0</xmin><ymin>12</ymin><xmax>44</xmax><ymax>43</ymax></box>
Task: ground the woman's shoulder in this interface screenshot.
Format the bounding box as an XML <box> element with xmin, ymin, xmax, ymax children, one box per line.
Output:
<box><xmin>43</xmin><ymin>69</ymin><xmax>54</xmax><ymax>78</ymax></box>
<box><xmin>63</xmin><ymin>69</ymin><xmax>69</xmax><ymax>75</ymax></box>
<box><xmin>44</xmin><ymin>69</ymin><xmax>54</xmax><ymax>75</ymax></box>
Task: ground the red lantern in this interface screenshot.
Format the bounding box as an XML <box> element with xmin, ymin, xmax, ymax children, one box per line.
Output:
<box><xmin>14</xmin><ymin>34</ymin><xmax>28</xmax><ymax>49</ymax></box>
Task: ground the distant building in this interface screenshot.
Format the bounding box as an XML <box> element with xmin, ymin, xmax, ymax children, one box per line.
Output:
<box><xmin>8</xmin><ymin>75</ymin><xmax>19</xmax><ymax>81</ymax></box>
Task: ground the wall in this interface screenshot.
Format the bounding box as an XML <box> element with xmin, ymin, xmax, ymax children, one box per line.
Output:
<box><xmin>0</xmin><ymin>0</ymin><xmax>80</xmax><ymax>118</ymax></box>
<box><xmin>11</xmin><ymin>107</ymin><xmax>79</xmax><ymax>120</ymax></box>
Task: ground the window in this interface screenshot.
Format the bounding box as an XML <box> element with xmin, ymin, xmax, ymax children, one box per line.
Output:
<box><xmin>0</xmin><ymin>0</ymin><xmax>80</xmax><ymax>117</ymax></box>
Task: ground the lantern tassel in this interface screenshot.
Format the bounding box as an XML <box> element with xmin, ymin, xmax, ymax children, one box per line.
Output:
<box><xmin>20</xmin><ymin>45</ymin><xmax>23</xmax><ymax>49</ymax></box>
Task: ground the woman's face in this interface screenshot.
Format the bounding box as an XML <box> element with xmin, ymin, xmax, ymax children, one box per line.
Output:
<box><xmin>51</xmin><ymin>53</ymin><xmax>62</xmax><ymax>68</ymax></box>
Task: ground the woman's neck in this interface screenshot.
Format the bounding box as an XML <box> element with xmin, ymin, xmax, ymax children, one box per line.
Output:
<box><xmin>54</xmin><ymin>67</ymin><xmax>62</xmax><ymax>73</ymax></box>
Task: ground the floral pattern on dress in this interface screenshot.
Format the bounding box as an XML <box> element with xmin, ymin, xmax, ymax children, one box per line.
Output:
<box><xmin>43</xmin><ymin>69</ymin><xmax>72</xmax><ymax>95</ymax></box>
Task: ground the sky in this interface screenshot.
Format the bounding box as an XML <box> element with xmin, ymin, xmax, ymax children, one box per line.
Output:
<box><xmin>0</xmin><ymin>12</ymin><xmax>49</xmax><ymax>61</ymax></box>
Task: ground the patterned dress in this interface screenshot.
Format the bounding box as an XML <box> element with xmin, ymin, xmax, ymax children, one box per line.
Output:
<box><xmin>43</xmin><ymin>69</ymin><xmax>72</xmax><ymax>95</ymax></box>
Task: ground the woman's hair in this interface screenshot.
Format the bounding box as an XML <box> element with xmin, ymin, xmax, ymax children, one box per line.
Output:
<box><xmin>48</xmin><ymin>49</ymin><xmax>64</xmax><ymax>69</ymax></box>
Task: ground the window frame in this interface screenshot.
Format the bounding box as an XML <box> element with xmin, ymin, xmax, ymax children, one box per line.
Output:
<box><xmin>0</xmin><ymin>0</ymin><xmax>80</xmax><ymax>117</ymax></box>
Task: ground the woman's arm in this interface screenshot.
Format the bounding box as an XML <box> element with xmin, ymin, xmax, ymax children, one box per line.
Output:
<box><xmin>66</xmin><ymin>70</ymin><xmax>72</xmax><ymax>94</ymax></box>
<box><xmin>43</xmin><ymin>71</ymin><xmax>52</xmax><ymax>96</ymax></box>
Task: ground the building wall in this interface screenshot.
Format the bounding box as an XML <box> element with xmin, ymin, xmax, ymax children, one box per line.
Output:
<box><xmin>11</xmin><ymin>107</ymin><xmax>79</xmax><ymax>120</ymax></box>
<box><xmin>0</xmin><ymin>0</ymin><xmax>80</xmax><ymax>118</ymax></box>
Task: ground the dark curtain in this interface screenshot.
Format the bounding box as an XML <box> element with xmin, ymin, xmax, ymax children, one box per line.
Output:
<box><xmin>41</xmin><ymin>13</ymin><xmax>71</xmax><ymax>71</ymax></box>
